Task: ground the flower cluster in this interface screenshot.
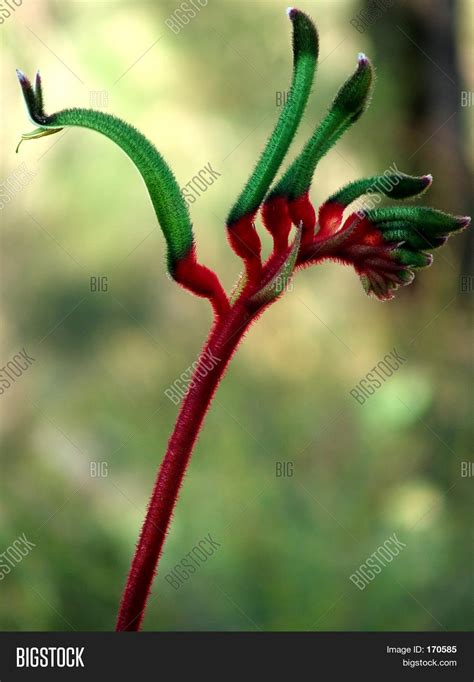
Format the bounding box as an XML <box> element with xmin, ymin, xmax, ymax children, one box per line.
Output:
<box><xmin>16</xmin><ymin>8</ymin><xmax>469</xmax><ymax>310</ymax></box>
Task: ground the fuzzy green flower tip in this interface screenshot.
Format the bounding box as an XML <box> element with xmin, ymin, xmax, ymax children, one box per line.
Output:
<box><xmin>16</xmin><ymin>69</ymin><xmax>194</xmax><ymax>271</ymax></box>
<box><xmin>325</xmin><ymin>172</ymin><xmax>432</xmax><ymax>207</ymax></box>
<box><xmin>270</xmin><ymin>53</ymin><xmax>374</xmax><ymax>202</ymax></box>
<box><xmin>346</xmin><ymin>207</ymin><xmax>470</xmax><ymax>300</ymax></box>
<box><xmin>309</xmin><ymin>188</ymin><xmax>470</xmax><ymax>301</ymax></box>
<box><xmin>367</xmin><ymin>206</ymin><xmax>470</xmax><ymax>234</ymax></box>
<box><xmin>332</xmin><ymin>53</ymin><xmax>372</xmax><ymax>123</ymax></box>
<box><xmin>287</xmin><ymin>7</ymin><xmax>319</xmax><ymax>60</ymax></box>
<box><xmin>227</xmin><ymin>8</ymin><xmax>318</xmax><ymax>227</ymax></box>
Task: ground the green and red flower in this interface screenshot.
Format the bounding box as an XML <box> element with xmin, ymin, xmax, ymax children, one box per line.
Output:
<box><xmin>16</xmin><ymin>7</ymin><xmax>470</xmax><ymax>632</ymax></box>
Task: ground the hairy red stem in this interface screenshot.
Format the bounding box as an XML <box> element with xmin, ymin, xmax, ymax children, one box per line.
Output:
<box><xmin>116</xmin><ymin>301</ymin><xmax>255</xmax><ymax>631</ymax></box>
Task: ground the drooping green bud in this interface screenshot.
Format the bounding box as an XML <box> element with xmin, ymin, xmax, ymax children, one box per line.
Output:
<box><xmin>16</xmin><ymin>70</ymin><xmax>194</xmax><ymax>272</ymax></box>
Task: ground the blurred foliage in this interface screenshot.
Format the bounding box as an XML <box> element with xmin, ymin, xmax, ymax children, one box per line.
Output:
<box><xmin>0</xmin><ymin>0</ymin><xmax>472</xmax><ymax>631</ymax></box>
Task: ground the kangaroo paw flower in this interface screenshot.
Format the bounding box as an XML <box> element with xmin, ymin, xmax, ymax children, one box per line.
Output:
<box><xmin>227</xmin><ymin>9</ymin><xmax>318</xmax><ymax>275</ymax></box>
<box><xmin>299</xmin><ymin>199</ymin><xmax>470</xmax><ymax>300</ymax></box>
<box><xmin>18</xmin><ymin>5</ymin><xmax>471</xmax><ymax>634</ymax></box>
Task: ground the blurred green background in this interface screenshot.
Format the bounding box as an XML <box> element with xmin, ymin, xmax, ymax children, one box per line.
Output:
<box><xmin>0</xmin><ymin>0</ymin><xmax>472</xmax><ymax>631</ymax></box>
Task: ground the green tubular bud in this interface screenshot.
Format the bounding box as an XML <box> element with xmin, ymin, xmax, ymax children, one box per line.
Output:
<box><xmin>34</xmin><ymin>71</ymin><xmax>44</xmax><ymax>116</ymax></box>
<box><xmin>325</xmin><ymin>172</ymin><xmax>432</xmax><ymax>207</ymax></box>
<box><xmin>381</xmin><ymin>223</ymin><xmax>447</xmax><ymax>250</ymax></box>
<box><xmin>398</xmin><ymin>269</ymin><xmax>416</xmax><ymax>284</ymax></box>
<box><xmin>17</xmin><ymin>72</ymin><xmax>194</xmax><ymax>270</ymax></box>
<box><xmin>227</xmin><ymin>9</ymin><xmax>318</xmax><ymax>226</ymax></box>
<box><xmin>50</xmin><ymin>110</ymin><xmax>194</xmax><ymax>268</ymax></box>
<box><xmin>270</xmin><ymin>53</ymin><xmax>373</xmax><ymax>201</ymax></box>
<box><xmin>365</xmin><ymin>207</ymin><xmax>469</xmax><ymax>236</ymax></box>
<box><xmin>360</xmin><ymin>273</ymin><xmax>371</xmax><ymax>295</ymax></box>
<box><xmin>331</xmin><ymin>53</ymin><xmax>373</xmax><ymax>122</ymax></box>
<box><xmin>391</xmin><ymin>248</ymin><xmax>433</xmax><ymax>268</ymax></box>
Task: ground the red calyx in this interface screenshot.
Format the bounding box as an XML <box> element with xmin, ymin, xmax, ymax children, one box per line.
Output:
<box><xmin>173</xmin><ymin>247</ymin><xmax>230</xmax><ymax>317</ymax></box>
<box><xmin>227</xmin><ymin>213</ymin><xmax>262</xmax><ymax>281</ymax></box>
<box><xmin>317</xmin><ymin>200</ymin><xmax>345</xmax><ymax>238</ymax></box>
<box><xmin>288</xmin><ymin>192</ymin><xmax>316</xmax><ymax>246</ymax></box>
<box><xmin>262</xmin><ymin>195</ymin><xmax>292</xmax><ymax>252</ymax></box>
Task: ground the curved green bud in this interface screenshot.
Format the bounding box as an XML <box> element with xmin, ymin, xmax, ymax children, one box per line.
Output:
<box><xmin>227</xmin><ymin>9</ymin><xmax>318</xmax><ymax>226</ymax></box>
<box><xmin>325</xmin><ymin>172</ymin><xmax>432</xmax><ymax>207</ymax></box>
<box><xmin>270</xmin><ymin>53</ymin><xmax>373</xmax><ymax>201</ymax></box>
<box><xmin>366</xmin><ymin>207</ymin><xmax>470</xmax><ymax>236</ymax></box>
<box><xmin>380</xmin><ymin>222</ymin><xmax>447</xmax><ymax>250</ymax></box>
<box><xmin>391</xmin><ymin>248</ymin><xmax>433</xmax><ymax>268</ymax></box>
<box><xmin>16</xmin><ymin>70</ymin><xmax>194</xmax><ymax>271</ymax></box>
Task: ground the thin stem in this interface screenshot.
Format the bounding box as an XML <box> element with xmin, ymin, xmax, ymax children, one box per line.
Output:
<box><xmin>116</xmin><ymin>301</ymin><xmax>254</xmax><ymax>631</ymax></box>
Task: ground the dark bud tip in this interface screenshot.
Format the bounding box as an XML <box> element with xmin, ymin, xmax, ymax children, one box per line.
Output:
<box><xmin>421</xmin><ymin>174</ymin><xmax>433</xmax><ymax>187</ymax></box>
<box><xmin>456</xmin><ymin>215</ymin><xmax>471</xmax><ymax>229</ymax></box>
<box><xmin>287</xmin><ymin>7</ymin><xmax>298</xmax><ymax>19</ymax></box>
<box><xmin>357</xmin><ymin>52</ymin><xmax>369</xmax><ymax>67</ymax></box>
<box><xmin>16</xmin><ymin>68</ymin><xmax>30</xmax><ymax>87</ymax></box>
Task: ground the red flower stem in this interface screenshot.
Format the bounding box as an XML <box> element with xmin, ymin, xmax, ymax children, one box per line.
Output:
<box><xmin>115</xmin><ymin>300</ymin><xmax>255</xmax><ymax>631</ymax></box>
